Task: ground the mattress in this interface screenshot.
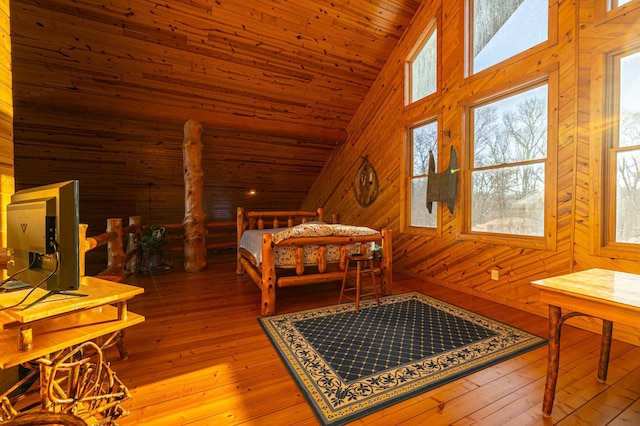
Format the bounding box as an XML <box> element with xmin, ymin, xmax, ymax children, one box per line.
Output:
<box><xmin>239</xmin><ymin>222</ymin><xmax>379</xmax><ymax>268</ymax></box>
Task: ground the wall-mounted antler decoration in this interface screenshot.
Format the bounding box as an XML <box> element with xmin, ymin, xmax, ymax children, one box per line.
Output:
<box><xmin>426</xmin><ymin>146</ymin><xmax>459</xmax><ymax>214</ymax></box>
<box><xmin>353</xmin><ymin>156</ymin><xmax>379</xmax><ymax>207</ymax></box>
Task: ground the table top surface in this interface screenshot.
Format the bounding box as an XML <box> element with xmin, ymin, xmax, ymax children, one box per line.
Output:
<box><xmin>1</xmin><ymin>276</ymin><xmax>144</xmax><ymax>327</ymax></box>
<box><xmin>531</xmin><ymin>268</ymin><xmax>640</xmax><ymax>309</ymax></box>
<box><xmin>0</xmin><ymin>276</ymin><xmax>144</xmax><ymax>368</ymax></box>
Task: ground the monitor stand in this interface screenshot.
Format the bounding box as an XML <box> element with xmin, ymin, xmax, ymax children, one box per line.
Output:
<box><xmin>22</xmin><ymin>290</ymin><xmax>88</xmax><ymax>310</ymax></box>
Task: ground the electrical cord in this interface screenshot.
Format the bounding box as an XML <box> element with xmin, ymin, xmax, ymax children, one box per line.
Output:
<box><xmin>0</xmin><ymin>255</ymin><xmax>38</xmax><ymax>289</ymax></box>
<box><xmin>0</xmin><ymin>243</ymin><xmax>60</xmax><ymax>311</ymax></box>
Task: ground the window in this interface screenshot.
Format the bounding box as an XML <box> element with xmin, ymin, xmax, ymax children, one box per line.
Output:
<box><xmin>408</xmin><ymin>121</ymin><xmax>438</xmax><ymax>228</ymax></box>
<box><xmin>606</xmin><ymin>50</ymin><xmax>640</xmax><ymax>245</ymax></box>
<box><xmin>469</xmin><ymin>0</ymin><xmax>548</xmax><ymax>74</ymax></box>
<box><xmin>611</xmin><ymin>0</ymin><xmax>633</xmax><ymax>8</ymax></box>
<box><xmin>408</xmin><ymin>26</ymin><xmax>437</xmax><ymax>104</ymax></box>
<box><xmin>467</xmin><ymin>83</ymin><xmax>548</xmax><ymax>238</ymax></box>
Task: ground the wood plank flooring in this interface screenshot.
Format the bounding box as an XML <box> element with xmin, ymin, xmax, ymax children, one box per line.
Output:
<box><xmin>108</xmin><ymin>256</ymin><xmax>640</xmax><ymax>425</ymax></box>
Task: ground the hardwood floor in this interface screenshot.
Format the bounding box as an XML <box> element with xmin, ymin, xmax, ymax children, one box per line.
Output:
<box><xmin>109</xmin><ymin>256</ymin><xmax>640</xmax><ymax>425</ymax></box>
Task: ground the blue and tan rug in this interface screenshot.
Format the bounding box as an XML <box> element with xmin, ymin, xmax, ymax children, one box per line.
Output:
<box><xmin>259</xmin><ymin>292</ymin><xmax>547</xmax><ymax>425</ymax></box>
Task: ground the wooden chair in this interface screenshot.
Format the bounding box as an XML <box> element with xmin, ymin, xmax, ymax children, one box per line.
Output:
<box><xmin>36</xmin><ymin>341</ymin><xmax>131</xmax><ymax>425</ymax></box>
<box><xmin>339</xmin><ymin>254</ymin><xmax>381</xmax><ymax>312</ymax></box>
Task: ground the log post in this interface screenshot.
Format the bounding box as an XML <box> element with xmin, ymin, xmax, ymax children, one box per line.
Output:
<box><xmin>79</xmin><ymin>224</ymin><xmax>89</xmax><ymax>277</ymax></box>
<box><xmin>380</xmin><ymin>228</ymin><xmax>393</xmax><ymax>295</ymax></box>
<box><xmin>182</xmin><ymin>119</ymin><xmax>208</xmax><ymax>272</ymax></box>
<box><xmin>261</xmin><ymin>233</ymin><xmax>277</xmax><ymax>316</ymax></box>
<box><xmin>237</xmin><ymin>207</ymin><xmax>245</xmax><ymax>274</ymax></box>
<box><xmin>106</xmin><ymin>218</ymin><xmax>125</xmax><ymax>281</ymax></box>
<box><xmin>126</xmin><ymin>216</ymin><xmax>141</xmax><ymax>275</ymax></box>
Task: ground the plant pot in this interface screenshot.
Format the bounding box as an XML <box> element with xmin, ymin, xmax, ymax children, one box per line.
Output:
<box><xmin>147</xmin><ymin>252</ymin><xmax>164</xmax><ymax>269</ymax></box>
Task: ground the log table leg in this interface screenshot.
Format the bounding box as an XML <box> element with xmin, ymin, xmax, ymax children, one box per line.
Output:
<box><xmin>543</xmin><ymin>305</ymin><xmax>562</xmax><ymax>417</ymax></box>
<box><xmin>598</xmin><ymin>320</ymin><xmax>613</xmax><ymax>383</ymax></box>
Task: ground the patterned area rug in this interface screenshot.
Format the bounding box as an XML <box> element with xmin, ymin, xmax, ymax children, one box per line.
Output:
<box><xmin>259</xmin><ymin>292</ymin><xmax>547</xmax><ymax>425</ymax></box>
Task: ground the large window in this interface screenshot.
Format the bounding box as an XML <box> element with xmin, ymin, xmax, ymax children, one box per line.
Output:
<box><xmin>606</xmin><ymin>50</ymin><xmax>640</xmax><ymax>245</ymax></box>
<box><xmin>407</xmin><ymin>23</ymin><xmax>437</xmax><ymax>104</ymax></box>
<box><xmin>469</xmin><ymin>0</ymin><xmax>548</xmax><ymax>74</ymax></box>
<box><xmin>468</xmin><ymin>83</ymin><xmax>548</xmax><ymax>238</ymax></box>
<box><xmin>409</xmin><ymin>121</ymin><xmax>438</xmax><ymax>228</ymax></box>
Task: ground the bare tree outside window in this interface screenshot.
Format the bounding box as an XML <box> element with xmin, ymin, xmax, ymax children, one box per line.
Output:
<box><xmin>410</xmin><ymin>29</ymin><xmax>437</xmax><ymax>103</ymax></box>
<box><xmin>613</xmin><ymin>51</ymin><xmax>640</xmax><ymax>243</ymax></box>
<box><xmin>410</xmin><ymin>122</ymin><xmax>438</xmax><ymax>227</ymax></box>
<box><xmin>471</xmin><ymin>0</ymin><xmax>548</xmax><ymax>74</ymax></box>
<box><xmin>470</xmin><ymin>85</ymin><xmax>548</xmax><ymax>236</ymax></box>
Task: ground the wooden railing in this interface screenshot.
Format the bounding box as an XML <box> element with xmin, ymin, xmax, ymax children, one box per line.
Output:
<box><xmin>81</xmin><ymin>216</ymin><xmax>237</xmax><ymax>281</ymax></box>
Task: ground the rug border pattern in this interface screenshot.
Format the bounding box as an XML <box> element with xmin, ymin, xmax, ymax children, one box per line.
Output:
<box><xmin>259</xmin><ymin>292</ymin><xmax>547</xmax><ymax>425</ymax></box>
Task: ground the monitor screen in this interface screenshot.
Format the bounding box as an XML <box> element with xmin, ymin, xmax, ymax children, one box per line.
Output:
<box><xmin>6</xmin><ymin>180</ymin><xmax>80</xmax><ymax>293</ymax></box>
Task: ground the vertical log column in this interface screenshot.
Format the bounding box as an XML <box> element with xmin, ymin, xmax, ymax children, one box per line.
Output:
<box><xmin>182</xmin><ymin>119</ymin><xmax>207</xmax><ymax>272</ymax></box>
<box><xmin>106</xmin><ymin>218</ymin><xmax>125</xmax><ymax>282</ymax></box>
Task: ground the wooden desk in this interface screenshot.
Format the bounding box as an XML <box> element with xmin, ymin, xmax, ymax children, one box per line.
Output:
<box><xmin>531</xmin><ymin>268</ymin><xmax>640</xmax><ymax>416</ymax></box>
<box><xmin>0</xmin><ymin>276</ymin><xmax>144</xmax><ymax>369</ymax></box>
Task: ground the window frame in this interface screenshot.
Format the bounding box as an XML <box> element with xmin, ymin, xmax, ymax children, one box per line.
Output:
<box><xmin>465</xmin><ymin>0</ymin><xmax>558</xmax><ymax>79</ymax></box>
<box><xmin>403</xmin><ymin>117</ymin><xmax>443</xmax><ymax>236</ymax></box>
<box><xmin>404</xmin><ymin>13</ymin><xmax>441</xmax><ymax>108</ymax></box>
<box><xmin>598</xmin><ymin>0</ymin><xmax>640</xmax><ymax>23</ymax></box>
<box><xmin>460</xmin><ymin>74</ymin><xmax>558</xmax><ymax>250</ymax></box>
<box><xmin>591</xmin><ymin>44</ymin><xmax>640</xmax><ymax>258</ymax></box>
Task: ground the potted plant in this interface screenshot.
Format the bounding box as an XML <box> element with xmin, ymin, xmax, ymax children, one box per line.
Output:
<box><xmin>139</xmin><ymin>225</ymin><xmax>167</xmax><ymax>269</ymax></box>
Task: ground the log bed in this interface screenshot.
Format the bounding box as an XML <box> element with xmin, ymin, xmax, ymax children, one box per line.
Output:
<box><xmin>236</xmin><ymin>207</ymin><xmax>392</xmax><ymax>316</ymax></box>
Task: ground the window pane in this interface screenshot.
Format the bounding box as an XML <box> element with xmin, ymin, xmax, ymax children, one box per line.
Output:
<box><xmin>619</xmin><ymin>52</ymin><xmax>640</xmax><ymax>148</ymax></box>
<box><xmin>615</xmin><ymin>149</ymin><xmax>640</xmax><ymax>243</ymax></box>
<box><xmin>411</xmin><ymin>177</ymin><xmax>436</xmax><ymax>227</ymax></box>
<box><xmin>412</xmin><ymin>122</ymin><xmax>438</xmax><ymax>175</ymax></box>
<box><xmin>472</xmin><ymin>0</ymin><xmax>548</xmax><ymax>73</ymax></box>
<box><xmin>473</xmin><ymin>85</ymin><xmax>548</xmax><ymax>167</ymax></box>
<box><xmin>411</xmin><ymin>30</ymin><xmax>437</xmax><ymax>102</ymax></box>
<box><xmin>615</xmin><ymin>0</ymin><xmax>633</xmax><ymax>7</ymax></box>
<box><xmin>471</xmin><ymin>163</ymin><xmax>545</xmax><ymax>236</ymax></box>
<box><xmin>410</xmin><ymin>121</ymin><xmax>438</xmax><ymax>228</ymax></box>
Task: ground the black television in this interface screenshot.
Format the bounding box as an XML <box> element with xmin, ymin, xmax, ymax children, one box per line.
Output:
<box><xmin>6</xmin><ymin>180</ymin><xmax>84</xmax><ymax>308</ymax></box>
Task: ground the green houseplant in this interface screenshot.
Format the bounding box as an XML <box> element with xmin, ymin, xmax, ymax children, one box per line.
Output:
<box><xmin>139</xmin><ymin>225</ymin><xmax>167</xmax><ymax>254</ymax></box>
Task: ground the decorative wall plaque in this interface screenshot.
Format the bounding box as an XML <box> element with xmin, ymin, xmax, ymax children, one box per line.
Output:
<box><xmin>353</xmin><ymin>156</ymin><xmax>379</xmax><ymax>207</ymax></box>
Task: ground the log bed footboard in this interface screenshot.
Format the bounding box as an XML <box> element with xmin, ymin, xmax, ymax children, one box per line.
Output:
<box><xmin>236</xmin><ymin>207</ymin><xmax>392</xmax><ymax>316</ymax></box>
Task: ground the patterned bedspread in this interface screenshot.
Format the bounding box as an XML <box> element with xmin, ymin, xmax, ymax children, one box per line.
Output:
<box><xmin>239</xmin><ymin>222</ymin><xmax>379</xmax><ymax>268</ymax></box>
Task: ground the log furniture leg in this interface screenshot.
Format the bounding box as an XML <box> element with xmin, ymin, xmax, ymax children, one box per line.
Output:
<box><xmin>542</xmin><ymin>308</ymin><xmax>615</xmax><ymax>416</ymax></box>
<box><xmin>542</xmin><ymin>305</ymin><xmax>562</xmax><ymax>417</ymax></box>
<box><xmin>261</xmin><ymin>233</ymin><xmax>276</xmax><ymax>316</ymax></box>
<box><xmin>598</xmin><ymin>320</ymin><xmax>613</xmax><ymax>382</ymax></box>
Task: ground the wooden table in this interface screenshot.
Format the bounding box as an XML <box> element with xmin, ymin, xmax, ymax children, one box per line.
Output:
<box><xmin>0</xmin><ymin>276</ymin><xmax>144</xmax><ymax>369</ymax></box>
<box><xmin>531</xmin><ymin>268</ymin><xmax>640</xmax><ymax>416</ymax></box>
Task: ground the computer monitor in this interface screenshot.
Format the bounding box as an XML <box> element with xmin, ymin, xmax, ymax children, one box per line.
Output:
<box><xmin>6</xmin><ymin>180</ymin><xmax>84</xmax><ymax>308</ymax></box>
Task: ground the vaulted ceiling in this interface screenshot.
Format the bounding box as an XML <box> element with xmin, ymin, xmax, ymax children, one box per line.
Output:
<box><xmin>9</xmin><ymin>0</ymin><xmax>421</xmax><ymax>225</ymax></box>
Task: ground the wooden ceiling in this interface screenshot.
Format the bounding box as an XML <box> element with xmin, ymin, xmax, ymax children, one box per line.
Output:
<box><xmin>9</xmin><ymin>0</ymin><xmax>421</xmax><ymax>225</ymax></box>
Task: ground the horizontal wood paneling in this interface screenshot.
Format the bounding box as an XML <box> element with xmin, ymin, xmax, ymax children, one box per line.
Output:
<box><xmin>13</xmin><ymin>112</ymin><xmax>333</xmax><ymax>232</ymax></box>
<box><xmin>8</xmin><ymin>0</ymin><xmax>421</xmax><ymax>234</ymax></box>
<box><xmin>8</xmin><ymin>0</ymin><xmax>421</xmax><ymax>142</ymax></box>
<box><xmin>302</xmin><ymin>0</ymin><xmax>640</xmax><ymax>345</ymax></box>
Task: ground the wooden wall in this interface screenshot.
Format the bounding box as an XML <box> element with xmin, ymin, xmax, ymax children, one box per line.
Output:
<box><xmin>0</xmin><ymin>0</ymin><xmax>12</xmax><ymax>246</ymax></box>
<box><xmin>13</xmin><ymin>114</ymin><xmax>332</xmax><ymax>227</ymax></box>
<box><xmin>9</xmin><ymin>0</ymin><xmax>400</xmax><ymax>240</ymax></box>
<box><xmin>302</xmin><ymin>0</ymin><xmax>640</xmax><ymax>344</ymax></box>
<box><xmin>0</xmin><ymin>0</ymin><xmax>18</xmax><ymax>395</ymax></box>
